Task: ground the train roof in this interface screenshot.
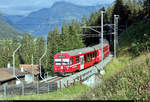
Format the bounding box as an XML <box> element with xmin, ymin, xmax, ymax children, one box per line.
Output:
<box><xmin>61</xmin><ymin>40</ymin><xmax>109</xmax><ymax>56</ymax></box>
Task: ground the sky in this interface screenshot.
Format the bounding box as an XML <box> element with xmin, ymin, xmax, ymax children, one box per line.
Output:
<box><xmin>0</xmin><ymin>0</ymin><xmax>115</xmax><ymax>16</ymax></box>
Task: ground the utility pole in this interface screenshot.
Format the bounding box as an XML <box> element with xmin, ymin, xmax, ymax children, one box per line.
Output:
<box><xmin>13</xmin><ymin>44</ymin><xmax>21</xmax><ymax>76</ymax></box>
<box><xmin>32</xmin><ymin>55</ymin><xmax>34</xmax><ymax>81</ymax></box>
<box><xmin>100</xmin><ymin>11</ymin><xmax>105</xmax><ymax>75</ymax></box>
<box><xmin>39</xmin><ymin>40</ymin><xmax>47</xmax><ymax>79</ymax></box>
<box><xmin>80</xmin><ymin>12</ymin><xmax>119</xmax><ymax>75</ymax></box>
<box><xmin>114</xmin><ymin>15</ymin><xmax>119</xmax><ymax>58</ymax></box>
<box><xmin>148</xmin><ymin>0</ymin><xmax>150</xmax><ymax>18</ymax></box>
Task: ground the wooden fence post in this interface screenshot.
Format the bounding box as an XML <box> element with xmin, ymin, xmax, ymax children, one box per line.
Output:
<box><xmin>73</xmin><ymin>79</ymin><xmax>76</xmax><ymax>86</ymax></box>
<box><xmin>67</xmin><ymin>80</ymin><xmax>69</xmax><ymax>88</ymax></box>
<box><xmin>80</xmin><ymin>76</ymin><xmax>82</xmax><ymax>84</ymax></box>
<box><xmin>59</xmin><ymin>81</ymin><xmax>61</xmax><ymax>89</ymax></box>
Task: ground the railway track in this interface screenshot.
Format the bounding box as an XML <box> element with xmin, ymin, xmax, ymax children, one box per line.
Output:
<box><xmin>47</xmin><ymin>77</ymin><xmax>64</xmax><ymax>82</ymax></box>
<box><xmin>40</xmin><ymin>76</ymin><xmax>64</xmax><ymax>83</ymax></box>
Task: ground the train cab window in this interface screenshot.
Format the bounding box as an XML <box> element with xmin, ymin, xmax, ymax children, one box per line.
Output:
<box><xmin>62</xmin><ymin>59</ymin><xmax>69</xmax><ymax>65</ymax></box>
<box><xmin>55</xmin><ymin>59</ymin><xmax>61</xmax><ymax>65</ymax></box>
<box><xmin>76</xmin><ymin>56</ymin><xmax>79</xmax><ymax>63</ymax></box>
<box><xmin>70</xmin><ymin>58</ymin><xmax>73</xmax><ymax>65</ymax></box>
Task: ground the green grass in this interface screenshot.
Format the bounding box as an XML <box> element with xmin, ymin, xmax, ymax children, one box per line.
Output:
<box><xmin>104</xmin><ymin>56</ymin><xmax>131</xmax><ymax>79</ymax></box>
<box><xmin>0</xmin><ymin>83</ymin><xmax>90</xmax><ymax>100</ymax></box>
<box><xmin>78</xmin><ymin>53</ymin><xmax>150</xmax><ymax>100</ymax></box>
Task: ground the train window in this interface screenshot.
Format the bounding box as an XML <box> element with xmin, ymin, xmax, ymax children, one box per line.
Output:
<box><xmin>84</xmin><ymin>55</ymin><xmax>87</xmax><ymax>63</ymax></box>
<box><xmin>95</xmin><ymin>52</ymin><xmax>97</xmax><ymax>56</ymax></box>
<box><xmin>87</xmin><ymin>54</ymin><xmax>90</xmax><ymax>62</ymax></box>
<box><xmin>70</xmin><ymin>58</ymin><xmax>73</xmax><ymax>65</ymax></box>
<box><xmin>90</xmin><ymin>53</ymin><xmax>92</xmax><ymax>58</ymax></box>
<box><xmin>55</xmin><ymin>59</ymin><xmax>61</xmax><ymax>65</ymax></box>
<box><xmin>94</xmin><ymin>51</ymin><xmax>97</xmax><ymax>57</ymax></box>
<box><xmin>76</xmin><ymin>56</ymin><xmax>79</xmax><ymax>63</ymax></box>
<box><xmin>62</xmin><ymin>59</ymin><xmax>70</xmax><ymax>65</ymax></box>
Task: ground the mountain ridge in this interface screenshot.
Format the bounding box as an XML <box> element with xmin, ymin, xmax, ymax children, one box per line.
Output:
<box><xmin>0</xmin><ymin>17</ymin><xmax>22</xmax><ymax>39</ymax></box>
<box><xmin>3</xmin><ymin>1</ymin><xmax>109</xmax><ymax>37</ymax></box>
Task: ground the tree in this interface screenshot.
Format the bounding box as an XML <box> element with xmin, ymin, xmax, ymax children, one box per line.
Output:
<box><xmin>112</xmin><ymin>0</ymin><xmax>131</xmax><ymax>31</ymax></box>
<box><xmin>19</xmin><ymin>34</ymin><xmax>35</xmax><ymax>65</ymax></box>
<box><xmin>144</xmin><ymin>0</ymin><xmax>150</xmax><ymax>18</ymax></box>
<box><xmin>47</xmin><ymin>27</ymin><xmax>61</xmax><ymax>73</ymax></box>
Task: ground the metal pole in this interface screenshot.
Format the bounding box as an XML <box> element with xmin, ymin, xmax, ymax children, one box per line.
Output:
<box><xmin>114</xmin><ymin>15</ymin><xmax>116</xmax><ymax>58</ymax></box>
<box><xmin>3</xmin><ymin>85</ymin><xmax>6</xmax><ymax>97</ymax></box>
<box><xmin>100</xmin><ymin>11</ymin><xmax>105</xmax><ymax>75</ymax></box>
<box><xmin>37</xmin><ymin>82</ymin><xmax>39</xmax><ymax>94</ymax></box>
<box><xmin>39</xmin><ymin>41</ymin><xmax>47</xmax><ymax>80</ymax></box>
<box><xmin>48</xmin><ymin>82</ymin><xmax>49</xmax><ymax>92</ymax></box>
<box><xmin>116</xmin><ymin>16</ymin><xmax>119</xmax><ymax>49</ymax></box>
<box><xmin>32</xmin><ymin>55</ymin><xmax>34</xmax><ymax>81</ymax></box>
<box><xmin>22</xmin><ymin>83</ymin><xmax>24</xmax><ymax>96</ymax></box>
<box><xmin>13</xmin><ymin>44</ymin><xmax>21</xmax><ymax>76</ymax></box>
<box><xmin>114</xmin><ymin>15</ymin><xmax>119</xmax><ymax>58</ymax></box>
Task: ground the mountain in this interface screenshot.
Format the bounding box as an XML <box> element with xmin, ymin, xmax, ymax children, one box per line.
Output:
<box><xmin>5</xmin><ymin>1</ymin><xmax>109</xmax><ymax>37</ymax></box>
<box><xmin>0</xmin><ymin>17</ymin><xmax>22</xmax><ymax>39</ymax></box>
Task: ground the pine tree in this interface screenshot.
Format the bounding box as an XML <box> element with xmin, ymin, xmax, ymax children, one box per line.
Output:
<box><xmin>144</xmin><ymin>0</ymin><xmax>150</xmax><ymax>18</ymax></box>
<box><xmin>112</xmin><ymin>0</ymin><xmax>131</xmax><ymax>31</ymax></box>
<box><xmin>20</xmin><ymin>34</ymin><xmax>35</xmax><ymax>65</ymax></box>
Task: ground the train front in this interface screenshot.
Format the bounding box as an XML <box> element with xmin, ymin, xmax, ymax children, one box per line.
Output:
<box><xmin>53</xmin><ymin>53</ymin><xmax>71</xmax><ymax>76</ymax></box>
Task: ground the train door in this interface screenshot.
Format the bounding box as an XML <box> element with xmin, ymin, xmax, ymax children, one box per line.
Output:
<box><xmin>80</xmin><ymin>56</ymin><xmax>84</xmax><ymax>70</ymax></box>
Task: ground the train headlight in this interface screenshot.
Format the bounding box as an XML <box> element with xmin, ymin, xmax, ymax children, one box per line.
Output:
<box><xmin>61</xmin><ymin>66</ymin><xmax>63</xmax><ymax>69</ymax></box>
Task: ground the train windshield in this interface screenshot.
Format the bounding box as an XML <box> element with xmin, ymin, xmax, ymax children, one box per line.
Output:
<box><xmin>62</xmin><ymin>59</ymin><xmax>70</xmax><ymax>65</ymax></box>
<box><xmin>55</xmin><ymin>59</ymin><xmax>61</xmax><ymax>65</ymax></box>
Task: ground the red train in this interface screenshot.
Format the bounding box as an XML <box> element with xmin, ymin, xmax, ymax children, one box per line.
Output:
<box><xmin>53</xmin><ymin>40</ymin><xmax>110</xmax><ymax>76</ymax></box>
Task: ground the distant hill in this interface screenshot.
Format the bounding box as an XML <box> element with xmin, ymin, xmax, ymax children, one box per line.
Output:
<box><xmin>0</xmin><ymin>17</ymin><xmax>22</xmax><ymax>39</ymax></box>
<box><xmin>4</xmin><ymin>1</ymin><xmax>109</xmax><ymax>37</ymax></box>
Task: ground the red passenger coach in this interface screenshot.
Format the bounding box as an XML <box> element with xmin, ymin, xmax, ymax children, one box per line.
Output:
<box><xmin>53</xmin><ymin>40</ymin><xmax>110</xmax><ymax>76</ymax></box>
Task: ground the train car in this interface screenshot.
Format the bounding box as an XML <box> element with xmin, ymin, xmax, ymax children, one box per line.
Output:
<box><xmin>53</xmin><ymin>40</ymin><xmax>110</xmax><ymax>76</ymax></box>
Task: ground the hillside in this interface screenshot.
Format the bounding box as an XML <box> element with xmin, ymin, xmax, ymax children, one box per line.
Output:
<box><xmin>0</xmin><ymin>18</ymin><xmax>22</xmax><ymax>39</ymax></box>
<box><xmin>1</xmin><ymin>22</ymin><xmax>149</xmax><ymax>100</ymax></box>
<box><xmin>118</xmin><ymin>22</ymin><xmax>150</xmax><ymax>57</ymax></box>
<box><xmin>6</xmin><ymin>1</ymin><xmax>108</xmax><ymax>37</ymax></box>
<box><xmin>77</xmin><ymin>22</ymin><xmax>150</xmax><ymax>100</ymax></box>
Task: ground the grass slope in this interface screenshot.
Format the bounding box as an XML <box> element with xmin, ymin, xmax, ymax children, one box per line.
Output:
<box><xmin>78</xmin><ymin>53</ymin><xmax>150</xmax><ymax>100</ymax></box>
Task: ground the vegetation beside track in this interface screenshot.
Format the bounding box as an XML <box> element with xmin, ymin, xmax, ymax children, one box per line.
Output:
<box><xmin>1</xmin><ymin>83</ymin><xmax>90</xmax><ymax>100</ymax></box>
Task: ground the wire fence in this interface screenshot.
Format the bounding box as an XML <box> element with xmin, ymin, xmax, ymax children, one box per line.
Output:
<box><xmin>0</xmin><ymin>81</ymin><xmax>57</xmax><ymax>97</ymax></box>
